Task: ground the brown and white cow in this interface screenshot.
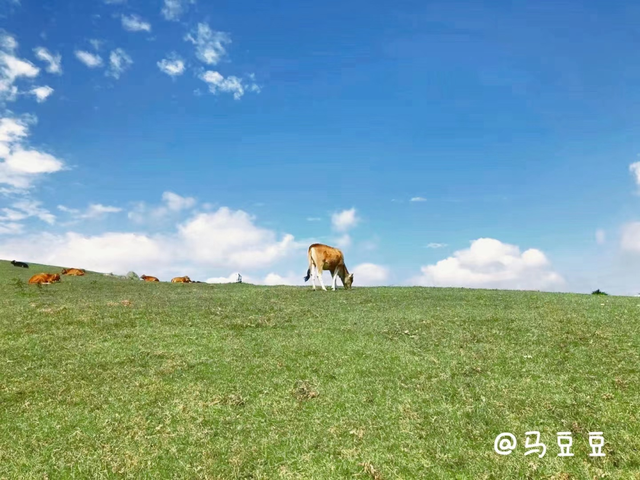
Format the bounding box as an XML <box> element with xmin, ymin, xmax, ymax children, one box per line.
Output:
<box><xmin>171</xmin><ymin>276</ymin><xmax>191</xmax><ymax>283</ymax></box>
<box><xmin>28</xmin><ymin>273</ymin><xmax>61</xmax><ymax>285</ymax></box>
<box><xmin>141</xmin><ymin>275</ymin><xmax>160</xmax><ymax>282</ymax></box>
<box><xmin>61</xmin><ymin>268</ymin><xmax>85</xmax><ymax>276</ymax></box>
<box><xmin>304</xmin><ymin>243</ymin><xmax>353</xmax><ymax>291</ymax></box>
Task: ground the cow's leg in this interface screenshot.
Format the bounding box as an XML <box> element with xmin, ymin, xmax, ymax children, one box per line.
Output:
<box><xmin>316</xmin><ymin>266</ymin><xmax>327</xmax><ymax>291</ymax></box>
<box><xmin>310</xmin><ymin>265</ymin><xmax>317</xmax><ymax>290</ymax></box>
<box><xmin>331</xmin><ymin>269</ymin><xmax>339</xmax><ymax>291</ymax></box>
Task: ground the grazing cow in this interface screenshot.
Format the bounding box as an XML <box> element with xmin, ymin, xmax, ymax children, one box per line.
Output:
<box><xmin>171</xmin><ymin>276</ymin><xmax>191</xmax><ymax>283</ymax></box>
<box><xmin>141</xmin><ymin>275</ymin><xmax>160</xmax><ymax>282</ymax></box>
<box><xmin>11</xmin><ymin>260</ymin><xmax>28</xmax><ymax>268</ymax></box>
<box><xmin>304</xmin><ymin>243</ymin><xmax>354</xmax><ymax>291</ymax></box>
<box><xmin>28</xmin><ymin>273</ymin><xmax>61</xmax><ymax>285</ymax></box>
<box><xmin>61</xmin><ymin>268</ymin><xmax>85</xmax><ymax>276</ymax></box>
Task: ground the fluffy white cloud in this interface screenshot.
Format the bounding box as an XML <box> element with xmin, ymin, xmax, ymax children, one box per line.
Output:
<box><xmin>0</xmin><ymin>116</ymin><xmax>65</xmax><ymax>188</ymax></box>
<box><xmin>0</xmin><ymin>33</ymin><xmax>40</xmax><ymax>102</ymax></box>
<box><xmin>30</xmin><ymin>85</ymin><xmax>54</xmax><ymax>103</ymax></box>
<box><xmin>106</xmin><ymin>48</ymin><xmax>133</xmax><ymax>79</ymax></box>
<box><xmin>411</xmin><ymin>238</ymin><xmax>564</xmax><ymax>291</ymax></box>
<box><xmin>199</xmin><ymin>71</ymin><xmax>259</xmax><ymax>99</ymax></box>
<box><xmin>162</xmin><ymin>0</ymin><xmax>196</xmax><ymax>21</ymax></box>
<box><xmin>33</xmin><ymin>47</ymin><xmax>62</xmax><ymax>74</ymax></box>
<box><xmin>331</xmin><ymin>208</ymin><xmax>359</xmax><ymax>232</ymax></box>
<box><xmin>263</xmin><ymin>272</ymin><xmax>304</xmax><ymax>285</ymax></box>
<box><xmin>75</xmin><ymin>50</ymin><xmax>103</xmax><ymax>68</ymax></box>
<box><xmin>121</xmin><ymin>14</ymin><xmax>151</xmax><ymax>32</ymax></box>
<box><xmin>0</xmin><ymin>206</ymin><xmax>303</xmax><ymax>280</ymax></box>
<box><xmin>410</xmin><ymin>197</ymin><xmax>427</xmax><ymax>202</ymax></box>
<box><xmin>352</xmin><ymin>263</ymin><xmax>389</xmax><ymax>286</ymax></box>
<box><xmin>631</xmin><ymin>162</ymin><xmax>640</xmax><ymax>188</ymax></box>
<box><xmin>426</xmin><ymin>242</ymin><xmax>447</xmax><ymax>249</ymax></box>
<box><xmin>157</xmin><ymin>55</ymin><xmax>185</xmax><ymax>77</ymax></box>
<box><xmin>596</xmin><ymin>229</ymin><xmax>606</xmax><ymax>245</ymax></box>
<box><xmin>185</xmin><ymin>23</ymin><xmax>230</xmax><ymax>65</ymax></box>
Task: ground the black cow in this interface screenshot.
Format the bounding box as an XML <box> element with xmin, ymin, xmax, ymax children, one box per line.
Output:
<box><xmin>11</xmin><ymin>260</ymin><xmax>29</xmax><ymax>268</ymax></box>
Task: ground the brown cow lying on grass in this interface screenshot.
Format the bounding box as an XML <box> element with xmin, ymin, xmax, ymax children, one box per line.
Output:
<box><xmin>141</xmin><ymin>275</ymin><xmax>159</xmax><ymax>282</ymax></box>
<box><xmin>171</xmin><ymin>276</ymin><xmax>191</xmax><ymax>283</ymax></box>
<box><xmin>28</xmin><ymin>273</ymin><xmax>61</xmax><ymax>285</ymax></box>
<box><xmin>61</xmin><ymin>268</ymin><xmax>85</xmax><ymax>276</ymax></box>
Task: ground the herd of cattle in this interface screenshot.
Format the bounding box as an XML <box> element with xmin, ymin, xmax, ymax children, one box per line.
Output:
<box><xmin>8</xmin><ymin>242</ymin><xmax>355</xmax><ymax>290</ymax></box>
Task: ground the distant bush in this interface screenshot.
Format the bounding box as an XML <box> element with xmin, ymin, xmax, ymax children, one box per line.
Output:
<box><xmin>591</xmin><ymin>289</ymin><xmax>608</xmax><ymax>295</ymax></box>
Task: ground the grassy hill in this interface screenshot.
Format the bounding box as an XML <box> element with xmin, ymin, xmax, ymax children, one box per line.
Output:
<box><xmin>0</xmin><ymin>259</ymin><xmax>638</xmax><ymax>478</ymax></box>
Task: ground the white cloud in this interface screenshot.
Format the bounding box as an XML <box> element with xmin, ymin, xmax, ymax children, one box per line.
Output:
<box><xmin>621</xmin><ymin>222</ymin><xmax>640</xmax><ymax>253</ymax></box>
<box><xmin>426</xmin><ymin>242</ymin><xmax>447</xmax><ymax>249</ymax></box>
<box><xmin>106</xmin><ymin>48</ymin><xmax>133</xmax><ymax>79</ymax></box>
<box><xmin>410</xmin><ymin>197</ymin><xmax>427</xmax><ymax>202</ymax></box>
<box><xmin>163</xmin><ymin>191</ymin><xmax>195</xmax><ymax>211</ymax></box>
<box><xmin>0</xmin><ymin>206</ymin><xmax>303</xmax><ymax>280</ymax></box>
<box><xmin>200</xmin><ymin>71</ymin><xmax>259</xmax><ymax>100</ymax></box>
<box><xmin>263</xmin><ymin>272</ymin><xmax>303</xmax><ymax>285</ymax></box>
<box><xmin>121</xmin><ymin>14</ymin><xmax>151</xmax><ymax>32</ymax></box>
<box><xmin>128</xmin><ymin>191</ymin><xmax>196</xmax><ymax>223</ymax></box>
<box><xmin>75</xmin><ymin>50</ymin><xmax>103</xmax><ymax>68</ymax></box>
<box><xmin>596</xmin><ymin>229</ymin><xmax>606</xmax><ymax>245</ymax></box>
<box><xmin>630</xmin><ymin>161</ymin><xmax>640</xmax><ymax>190</ymax></box>
<box><xmin>206</xmin><ymin>272</ymin><xmax>244</xmax><ymax>284</ymax></box>
<box><xmin>162</xmin><ymin>0</ymin><xmax>196</xmax><ymax>21</ymax></box>
<box><xmin>331</xmin><ymin>208</ymin><xmax>359</xmax><ymax>232</ymax></box>
<box><xmin>157</xmin><ymin>55</ymin><xmax>185</xmax><ymax>77</ymax></box>
<box><xmin>0</xmin><ymin>222</ymin><xmax>23</xmax><ymax>235</ymax></box>
<box><xmin>0</xmin><ymin>116</ymin><xmax>65</xmax><ymax>188</ymax></box>
<box><xmin>335</xmin><ymin>234</ymin><xmax>351</xmax><ymax>248</ymax></box>
<box><xmin>1</xmin><ymin>199</ymin><xmax>55</xmax><ymax>224</ymax></box>
<box><xmin>58</xmin><ymin>203</ymin><xmax>121</xmax><ymax>220</ymax></box>
<box><xmin>185</xmin><ymin>23</ymin><xmax>230</xmax><ymax>66</ymax></box>
<box><xmin>104</xmin><ymin>0</ymin><xmax>126</xmax><ymax>3</ymax></box>
<box><xmin>33</xmin><ymin>47</ymin><xmax>62</xmax><ymax>74</ymax></box>
<box><xmin>0</xmin><ymin>34</ymin><xmax>40</xmax><ymax>102</ymax></box>
<box><xmin>411</xmin><ymin>238</ymin><xmax>564</xmax><ymax>291</ymax></box>
<box><xmin>352</xmin><ymin>263</ymin><xmax>389</xmax><ymax>286</ymax></box>
<box><xmin>30</xmin><ymin>85</ymin><xmax>54</xmax><ymax>103</ymax></box>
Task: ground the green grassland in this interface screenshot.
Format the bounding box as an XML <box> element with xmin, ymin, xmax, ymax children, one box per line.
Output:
<box><xmin>0</xmin><ymin>260</ymin><xmax>639</xmax><ymax>479</ymax></box>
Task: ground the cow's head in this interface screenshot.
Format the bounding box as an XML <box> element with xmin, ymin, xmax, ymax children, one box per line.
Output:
<box><xmin>50</xmin><ymin>274</ymin><xmax>61</xmax><ymax>283</ymax></box>
<box><xmin>344</xmin><ymin>273</ymin><xmax>354</xmax><ymax>289</ymax></box>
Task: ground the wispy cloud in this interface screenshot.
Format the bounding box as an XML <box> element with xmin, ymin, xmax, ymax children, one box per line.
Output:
<box><xmin>58</xmin><ymin>203</ymin><xmax>122</xmax><ymax>220</ymax></box>
<box><xmin>157</xmin><ymin>54</ymin><xmax>185</xmax><ymax>77</ymax></box>
<box><xmin>426</xmin><ymin>242</ymin><xmax>447</xmax><ymax>249</ymax></box>
<box><xmin>75</xmin><ymin>50</ymin><xmax>103</xmax><ymax>68</ymax></box>
<box><xmin>30</xmin><ymin>85</ymin><xmax>54</xmax><ymax>103</ymax></box>
<box><xmin>410</xmin><ymin>196</ymin><xmax>427</xmax><ymax>202</ymax></box>
<box><xmin>106</xmin><ymin>48</ymin><xmax>132</xmax><ymax>79</ymax></box>
<box><xmin>595</xmin><ymin>229</ymin><xmax>606</xmax><ymax>245</ymax></box>
<box><xmin>185</xmin><ymin>23</ymin><xmax>230</xmax><ymax>66</ymax></box>
<box><xmin>128</xmin><ymin>191</ymin><xmax>196</xmax><ymax>224</ymax></box>
<box><xmin>0</xmin><ymin>32</ymin><xmax>40</xmax><ymax>102</ymax></box>
<box><xmin>199</xmin><ymin>71</ymin><xmax>258</xmax><ymax>100</ymax></box>
<box><xmin>121</xmin><ymin>14</ymin><xmax>151</xmax><ymax>32</ymax></box>
<box><xmin>162</xmin><ymin>0</ymin><xmax>196</xmax><ymax>21</ymax></box>
<box><xmin>33</xmin><ymin>47</ymin><xmax>62</xmax><ymax>74</ymax></box>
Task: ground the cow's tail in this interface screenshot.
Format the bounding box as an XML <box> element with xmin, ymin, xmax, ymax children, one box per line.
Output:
<box><xmin>304</xmin><ymin>248</ymin><xmax>312</xmax><ymax>282</ymax></box>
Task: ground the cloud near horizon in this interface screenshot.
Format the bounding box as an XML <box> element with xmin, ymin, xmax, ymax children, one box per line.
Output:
<box><xmin>411</xmin><ymin>238</ymin><xmax>564</xmax><ymax>291</ymax></box>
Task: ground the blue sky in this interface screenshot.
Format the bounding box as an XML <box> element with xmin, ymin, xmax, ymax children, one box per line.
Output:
<box><xmin>2</xmin><ymin>0</ymin><xmax>640</xmax><ymax>293</ymax></box>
